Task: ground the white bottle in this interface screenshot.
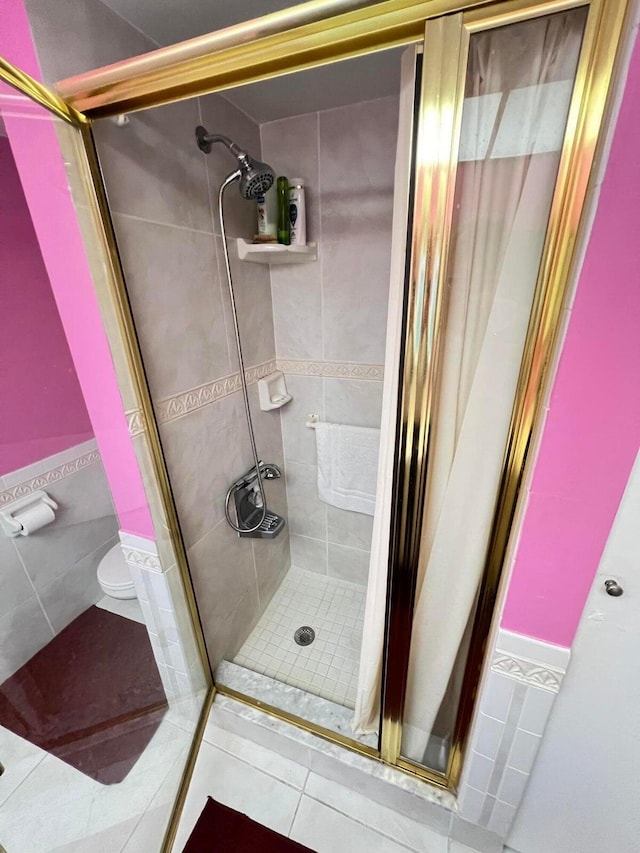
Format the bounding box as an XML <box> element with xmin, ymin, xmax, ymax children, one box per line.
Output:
<box><xmin>288</xmin><ymin>178</ymin><xmax>306</xmax><ymax>246</ymax></box>
<box><xmin>256</xmin><ymin>186</ymin><xmax>277</xmax><ymax>240</ymax></box>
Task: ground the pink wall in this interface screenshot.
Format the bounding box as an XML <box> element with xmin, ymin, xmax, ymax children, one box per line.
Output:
<box><xmin>1</xmin><ymin>0</ymin><xmax>154</xmax><ymax>537</ymax></box>
<box><xmin>502</xmin><ymin>34</ymin><xmax>640</xmax><ymax>648</ymax></box>
<box><xmin>0</xmin><ymin>136</ymin><xmax>93</xmax><ymax>474</ymax></box>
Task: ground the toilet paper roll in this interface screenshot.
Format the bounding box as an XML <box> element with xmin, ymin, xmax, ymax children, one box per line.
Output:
<box><xmin>14</xmin><ymin>502</ymin><xmax>56</xmax><ymax>535</ymax></box>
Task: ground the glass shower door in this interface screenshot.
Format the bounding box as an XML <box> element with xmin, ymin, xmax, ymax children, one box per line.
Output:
<box><xmin>0</xmin><ymin>84</ymin><xmax>208</xmax><ymax>853</ymax></box>
<box><xmin>395</xmin><ymin>6</ymin><xmax>589</xmax><ymax>775</ymax></box>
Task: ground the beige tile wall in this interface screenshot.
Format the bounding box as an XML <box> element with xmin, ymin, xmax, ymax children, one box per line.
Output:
<box><xmin>26</xmin><ymin>0</ymin><xmax>291</xmax><ymax>669</ymax></box>
<box><xmin>260</xmin><ymin>96</ymin><xmax>399</xmax><ymax>584</ymax></box>
<box><xmin>89</xmin><ymin>79</ymin><xmax>289</xmax><ymax>670</ymax></box>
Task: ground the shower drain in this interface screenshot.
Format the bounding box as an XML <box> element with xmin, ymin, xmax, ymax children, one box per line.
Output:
<box><xmin>294</xmin><ymin>626</ymin><xmax>315</xmax><ymax>646</ymax></box>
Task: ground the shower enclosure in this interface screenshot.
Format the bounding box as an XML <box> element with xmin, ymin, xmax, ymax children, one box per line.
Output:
<box><xmin>0</xmin><ymin>0</ymin><xmax>628</xmax><ymax>847</ymax></box>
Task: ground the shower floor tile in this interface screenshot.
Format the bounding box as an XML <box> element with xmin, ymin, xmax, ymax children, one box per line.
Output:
<box><xmin>234</xmin><ymin>568</ymin><xmax>366</xmax><ymax>709</ymax></box>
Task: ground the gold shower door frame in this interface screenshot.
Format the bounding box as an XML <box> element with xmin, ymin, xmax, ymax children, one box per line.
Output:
<box><xmin>0</xmin><ymin>0</ymin><xmax>629</xmax><ymax>840</ymax></box>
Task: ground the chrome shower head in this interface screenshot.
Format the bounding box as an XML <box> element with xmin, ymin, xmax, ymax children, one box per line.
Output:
<box><xmin>195</xmin><ymin>126</ymin><xmax>275</xmax><ymax>199</ymax></box>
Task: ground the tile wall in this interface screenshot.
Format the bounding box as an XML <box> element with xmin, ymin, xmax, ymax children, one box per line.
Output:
<box><xmin>0</xmin><ymin>440</ymin><xmax>119</xmax><ymax>681</ymax></box>
<box><xmin>87</xmin><ymin>52</ymin><xmax>290</xmax><ymax>669</ymax></box>
<box><xmin>454</xmin><ymin>627</ymin><xmax>569</xmax><ymax>848</ymax></box>
<box><xmin>260</xmin><ymin>96</ymin><xmax>399</xmax><ymax>584</ymax></box>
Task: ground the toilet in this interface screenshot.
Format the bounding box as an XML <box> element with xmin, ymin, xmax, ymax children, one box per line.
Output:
<box><xmin>97</xmin><ymin>544</ymin><xmax>137</xmax><ymax>600</ymax></box>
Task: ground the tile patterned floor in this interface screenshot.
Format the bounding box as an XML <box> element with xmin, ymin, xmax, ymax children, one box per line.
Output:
<box><xmin>174</xmin><ymin>705</ymin><xmax>488</xmax><ymax>853</ymax></box>
<box><xmin>0</xmin><ymin>601</ymin><xmax>195</xmax><ymax>853</ymax></box>
<box><xmin>0</xmin><ymin>712</ymin><xmax>191</xmax><ymax>852</ymax></box>
<box><xmin>234</xmin><ymin>568</ymin><xmax>366</xmax><ymax>708</ymax></box>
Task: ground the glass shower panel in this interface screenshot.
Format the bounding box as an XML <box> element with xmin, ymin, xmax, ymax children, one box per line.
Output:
<box><xmin>0</xmin><ymin>99</ymin><xmax>206</xmax><ymax>851</ymax></box>
<box><xmin>400</xmin><ymin>7</ymin><xmax>588</xmax><ymax>771</ymax></box>
<box><xmin>92</xmin><ymin>45</ymin><xmax>406</xmax><ymax>748</ymax></box>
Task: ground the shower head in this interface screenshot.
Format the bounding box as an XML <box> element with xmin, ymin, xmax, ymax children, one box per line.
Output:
<box><xmin>195</xmin><ymin>126</ymin><xmax>275</xmax><ymax>199</ymax></box>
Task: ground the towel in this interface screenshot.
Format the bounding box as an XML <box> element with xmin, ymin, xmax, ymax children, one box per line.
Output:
<box><xmin>314</xmin><ymin>422</ymin><xmax>380</xmax><ymax>516</ymax></box>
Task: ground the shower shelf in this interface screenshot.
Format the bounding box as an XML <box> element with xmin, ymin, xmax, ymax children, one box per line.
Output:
<box><xmin>237</xmin><ymin>239</ymin><xmax>318</xmax><ymax>265</ymax></box>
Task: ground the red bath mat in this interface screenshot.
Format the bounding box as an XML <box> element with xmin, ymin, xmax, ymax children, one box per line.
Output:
<box><xmin>0</xmin><ymin>605</ymin><xmax>168</xmax><ymax>784</ymax></box>
<box><xmin>183</xmin><ymin>798</ymin><xmax>314</xmax><ymax>852</ymax></box>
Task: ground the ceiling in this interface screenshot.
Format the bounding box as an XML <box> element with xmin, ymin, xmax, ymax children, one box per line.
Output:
<box><xmin>99</xmin><ymin>0</ymin><xmax>402</xmax><ymax>123</ymax></box>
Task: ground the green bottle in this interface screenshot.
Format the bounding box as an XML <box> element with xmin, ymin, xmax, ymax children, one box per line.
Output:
<box><xmin>277</xmin><ymin>176</ymin><xmax>291</xmax><ymax>245</ymax></box>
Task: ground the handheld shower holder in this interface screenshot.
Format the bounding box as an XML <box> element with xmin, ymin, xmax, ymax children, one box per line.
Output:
<box><xmin>226</xmin><ymin>462</ymin><xmax>286</xmax><ymax>539</ymax></box>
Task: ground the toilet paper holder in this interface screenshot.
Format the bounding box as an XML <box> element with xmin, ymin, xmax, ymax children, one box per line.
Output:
<box><xmin>0</xmin><ymin>490</ymin><xmax>58</xmax><ymax>537</ymax></box>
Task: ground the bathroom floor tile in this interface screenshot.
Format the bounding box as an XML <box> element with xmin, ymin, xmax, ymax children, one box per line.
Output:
<box><xmin>0</xmin><ymin>716</ymin><xmax>190</xmax><ymax>852</ymax></box>
<box><xmin>233</xmin><ymin>567</ymin><xmax>366</xmax><ymax>708</ymax></box>
<box><xmin>96</xmin><ymin>594</ymin><xmax>145</xmax><ymax>624</ymax></box>
<box><xmin>0</xmin><ymin>724</ymin><xmax>47</xmax><ymax>807</ymax></box>
<box><xmin>304</xmin><ymin>773</ymin><xmax>448</xmax><ymax>853</ymax></box>
<box><xmin>290</xmin><ymin>796</ymin><xmax>416</xmax><ymax>853</ymax></box>
<box><xmin>172</xmin><ymin>739</ymin><xmax>303</xmax><ymax>852</ymax></box>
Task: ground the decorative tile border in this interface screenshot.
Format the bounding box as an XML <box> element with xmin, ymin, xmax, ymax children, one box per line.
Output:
<box><xmin>126</xmin><ymin>358</ymin><xmax>385</xmax><ymax>433</ymax></box>
<box><xmin>456</xmin><ymin>628</ymin><xmax>570</xmax><ymax>842</ymax></box>
<box><xmin>121</xmin><ymin>544</ymin><xmax>162</xmax><ymax>573</ymax></box>
<box><xmin>154</xmin><ymin>359</ymin><xmax>277</xmax><ymax>425</ymax></box>
<box><xmin>277</xmin><ymin>359</ymin><xmax>384</xmax><ymax>381</ymax></box>
<box><xmin>126</xmin><ymin>409</ymin><xmax>145</xmax><ymax>437</ymax></box>
<box><xmin>491</xmin><ymin>652</ymin><xmax>564</xmax><ymax>693</ymax></box>
<box><xmin>0</xmin><ymin>447</ymin><xmax>101</xmax><ymax>506</ymax></box>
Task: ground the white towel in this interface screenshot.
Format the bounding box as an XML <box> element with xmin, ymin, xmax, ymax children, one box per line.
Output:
<box><xmin>314</xmin><ymin>422</ymin><xmax>380</xmax><ymax>516</ymax></box>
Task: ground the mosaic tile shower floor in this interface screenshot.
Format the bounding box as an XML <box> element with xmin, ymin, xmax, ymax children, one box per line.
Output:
<box><xmin>234</xmin><ymin>568</ymin><xmax>366</xmax><ymax>709</ymax></box>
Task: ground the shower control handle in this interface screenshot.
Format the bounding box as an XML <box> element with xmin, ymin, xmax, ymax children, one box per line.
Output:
<box><xmin>604</xmin><ymin>579</ymin><xmax>624</xmax><ymax>597</ymax></box>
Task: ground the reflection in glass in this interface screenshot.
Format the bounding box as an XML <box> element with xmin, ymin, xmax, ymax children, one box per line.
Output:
<box><xmin>0</xmin><ymin>104</ymin><xmax>205</xmax><ymax>850</ymax></box>
<box><xmin>401</xmin><ymin>8</ymin><xmax>588</xmax><ymax>770</ymax></box>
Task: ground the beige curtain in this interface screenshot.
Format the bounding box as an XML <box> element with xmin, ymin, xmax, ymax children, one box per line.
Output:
<box><xmin>354</xmin><ymin>10</ymin><xmax>586</xmax><ymax>748</ymax></box>
<box><xmin>352</xmin><ymin>47</ymin><xmax>419</xmax><ymax>733</ymax></box>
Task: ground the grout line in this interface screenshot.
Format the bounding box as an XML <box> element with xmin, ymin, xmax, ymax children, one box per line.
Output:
<box><xmin>287</xmin><ymin>786</ymin><xmax>306</xmax><ymax>838</ymax></box>
<box><xmin>11</xmin><ymin>539</ymin><xmax>56</xmax><ymax>638</ymax></box>
<box><xmin>112</xmin><ymin>209</ymin><xmax>215</xmax><ymax>237</ymax></box>
<box><xmin>317</xmin><ymin>111</ymin><xmax>326</xmax><ymax>364</ymax></box>
<box><xmin>301</xmin><ymin>789</ymin><xmax>422</xmax><ymax>852</ymax></box>
<box><xmin>200</xmin><ymin>95</ymin><xmax>238</xmax><ymax>376</ymax></box>
<box><xmin>206</xmin><ymin>738</ymin><xmax>306</xmax><ymax>794</ymax></box>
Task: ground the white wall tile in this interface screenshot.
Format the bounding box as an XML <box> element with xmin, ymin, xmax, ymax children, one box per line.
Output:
<box><xmin>496</xmin><ymin>629</ymin><xmax>570</xmax><ymax>672</ymax></box>
<box><xmin>458</xmin><ymin>628</ymin><xmax>570</xmax><ymax>838</ymax></box>
<box><xmin>458</xmin><ymin>786</ymin><xmax>487</xmax><ymax>825</ymax></box>
<box><xmin>518</xmin><ymin>686</ymin><xmax>556</xmax><ymax>735</ymax></box>
<box><xmin>475</xmin><ymin>715</ymin><xmax>505</xmax><ymax>759</ymax></box>
<box><xmin>488</xmin><ymin>799</ymin><xmax>517</xmax><ymax>836</ymax></box>
<box><xmin>497</xmin><ymin>767</ymin><xmax>529</xmax><ymax>808</ymax></box>
<box><xmin>482</xmin><ymin>672</ymin><xmax>516</xmax><ymax>722</ymax></box>
<box><xmin>466</xmin><ymin>752</ymin><xmax>495</xmax><ymax>794</ymax></box>
<box><xmin>507</xmin><ymin>730</ymin><xmax>542</xmax><ymax>774</ymax></box>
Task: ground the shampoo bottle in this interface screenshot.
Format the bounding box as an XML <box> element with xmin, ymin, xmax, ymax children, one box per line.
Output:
<box><xmin>277</xmin><ymin>176</ymin><xmax>291</xmax><ymax>245</ymax></box>
<box><xmin>289</xmin><ymin>179</ymin><xmax>306</xmax><ymax>246</ymax></box>
<box><xmin>256</xmin><ymin>186</ymin><xmax>277</xmax><ymax>241</ymax></box>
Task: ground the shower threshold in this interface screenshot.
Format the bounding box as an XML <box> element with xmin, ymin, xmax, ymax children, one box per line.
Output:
<box><xmin>216</xmin><ymin>661</ymin><xmax>377</xmax><ymax>749</ymax></box>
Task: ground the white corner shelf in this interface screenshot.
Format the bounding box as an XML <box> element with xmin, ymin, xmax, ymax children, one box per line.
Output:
<box><xmin>237</xmin><ymin>238</ymin><xmax>318</xmax><ymax>265</ymax></box>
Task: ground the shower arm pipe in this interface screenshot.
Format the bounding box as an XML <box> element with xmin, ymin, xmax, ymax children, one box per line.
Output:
<box><xmin>218</xmin><ymin>170</ymin><xmax>268</xmax><ymax>534</ymax></box>
<box><xmin>201</xmin><ymin>132</ymin><xmax>245</xmax><ymax>158</ymax></box>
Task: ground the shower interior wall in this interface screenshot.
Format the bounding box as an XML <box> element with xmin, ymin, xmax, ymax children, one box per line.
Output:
<box><xmin>24</xmin><ymin>0</ymin><xmax>399</xmax><ymax>678</ymax></box>
<box><xmin>261</xmin><ymin>97</ymin><xmax>398</xmax><ymax>586</ymax></box>
<box><xmin>91</xmin><ymin>92</ymin><xmax>291</xmax><ymax>670</ymax></box>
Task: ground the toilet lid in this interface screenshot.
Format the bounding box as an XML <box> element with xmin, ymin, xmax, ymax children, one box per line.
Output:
<box><xmin>97</xmin><ymin>545</ymin><xmax>134</xmax><ymax>589</ymax></box>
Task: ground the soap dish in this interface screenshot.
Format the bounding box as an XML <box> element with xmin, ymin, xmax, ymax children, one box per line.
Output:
<box><xmin>257</xmin><ymin>371</ymin><xmax>292</xmax><ymax>411</ymax></box>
